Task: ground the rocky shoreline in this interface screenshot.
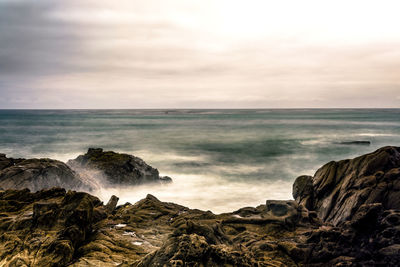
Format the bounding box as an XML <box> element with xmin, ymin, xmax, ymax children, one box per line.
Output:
<box><xmin>0</xmin><ymin>148</ymin><xmax>172</xmax><ymax>192</ymax></box>
<box><xmin>0</xmin><ymin>146</ymin><xmax>400</xmax><ymax>266</ymax></box>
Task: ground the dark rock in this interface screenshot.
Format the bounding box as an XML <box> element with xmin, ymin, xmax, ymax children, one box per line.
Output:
<box><xmin>266</xmin><ymin>200</ymin><xmax>295</xmax><ymax>216</ymax></box>
<box><xmin>159</xmin><ymin>175</ymin><xmax>173</xmax><ymax>183</ymax></box>
<box><xmin>293</xmin><ymin>175</ymin><xmax>314</xmax><ymax>210</ymax></box>
<box><xmin>105</xmin><ymin>195</ymin><xmax>119</xmax><ymax>213</ymax></box>
<box><xmin>295</xmin><ymin>146</ymin><xmax>400</xmax><ymax>225</ymax></box>
<box><xmin>338</xmin><ymin>141</ymin><xmax>371</xmax><ymax>145</ymax></box>
<box><xmin>0</xmin><ymin>153</ymin><xmax>24</xmax><ymax>170</ymax></box>
<box><xmin>378</xmin><ymin>244</ymin><xmax>400</xmax><ymax>265</ymax></box>
<box><xmin>381</xmin><ymin>210</ymin><xmax>400</xmax><ymax>227</ymax></box>
<box><xmin>350</xmin><ymin>203</ymin><xmax>382</xmax><ymax>232</ymax></box>
<box><xmin>68</xmin><ymin>148</ymin><xmax>173</xmax><ymax>185</ymax></box>
<box><xmin>0</xmin><ymin>146</ymin><xmax>399</xmax><ymax>266</ymax></box>
<box><xmin>0</xmin><ymin>155</ymin><xmax>92</xmax><ymax>192</ymax></box>
<box><xmin>0</xmin><ymin>188</ymin><xmax>104</xmax><ymax>266</ymax></box>
<box><xmin>379</xmin><ymin>244</ymin><xmax>400</xmax><ymax>256</ymax></box>
<box><xmin>136</xmin><ymin>233</ymin><xmax>255</xmax><ymax>267</ymax></box>
<box><xmin>33</xmin><ymin>202</ymin><xmax>60</xmax><ymax>228</ymax></box>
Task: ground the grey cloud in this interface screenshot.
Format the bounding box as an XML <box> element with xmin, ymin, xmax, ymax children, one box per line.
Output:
<box><xmin>0</xmin><ymin>0</ymin><xmax>230</xmax><ymax>80</ymax></box>
<box><xmin>0</xmin><ymin>1</ymin><xmax>399</xmax><ymax>108</ymax></box>
<box><xmin>0</xmin><ymin>1</ymin><xmax>80</xmax><ymax>76</ymax></box>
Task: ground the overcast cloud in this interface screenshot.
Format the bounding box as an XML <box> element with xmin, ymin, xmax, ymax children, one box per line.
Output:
<box><xmin>0</xmin><ymin>0</ymin><xmax>400</xmax><ymax>108</ymax></box>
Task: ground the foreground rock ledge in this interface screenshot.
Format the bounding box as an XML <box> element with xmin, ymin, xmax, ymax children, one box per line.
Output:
<box><xmin>0</xmin><ymin>146</ymin><xmax>399</xmax><ymax>266</ymax></box>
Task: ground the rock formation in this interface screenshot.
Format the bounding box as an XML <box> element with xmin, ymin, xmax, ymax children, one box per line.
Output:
<box><xmin>68</xmin><ymin>148</ymin><xmax>172</xmax><ymax>185</ymax></box>
<box><xmin>0</xmin><ymin>148</ymin><xmax>173</xmax><ymax>193</ymax></box>
<box><xmin>0</xmin><ymin>154</ymin><xmax>91</xmax><ymax>192</ymax></box>
<box><xmin>0</xmin><ymin>146</ymin><xmax>399</xmax><ymax>266</ymax></box>
<box><xmin>293</xmin><ymin>146</ymin><xmax>400</xmax><ymax>225</ymax></box>
<box><xmin>338</xmin><ymin>141</ymin><xmax>371</xmax><ymax>145</ymax></box>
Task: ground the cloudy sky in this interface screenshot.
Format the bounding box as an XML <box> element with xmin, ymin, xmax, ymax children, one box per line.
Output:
<box><xmin>0</xmin><ymin>0</ymin><xmax>399</xmax><ymax>108</ymax></box>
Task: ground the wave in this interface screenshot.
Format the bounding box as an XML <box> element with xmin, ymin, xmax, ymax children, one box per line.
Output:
<box><xmin>91</xmin><ymin>173</ymin><xmax>292</xmax><ymax>214</ymax></box>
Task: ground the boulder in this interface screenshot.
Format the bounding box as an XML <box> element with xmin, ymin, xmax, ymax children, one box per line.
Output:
<box><xmin>292</xmin><ymin>175</ymin><xmax>314</xmax><ymax>209</ymax></box>
<box><xmin>294</xmin><ymin>146</ymin><xmax>400</xmax><ymax>225</ymax></box>
<box><xmin>68</xmin><ymin>148</ymin><xmax>173</xmax><ymax>185</ymax></box>
<box><xmin>0</xmin><ymin>155</ymin><xmax>92</xmax><ymax>192</ymax></box>
<box><xmin>105</xmin><ymin>195</ymin><xmax>119</xmax><ymax>213</ymax></box>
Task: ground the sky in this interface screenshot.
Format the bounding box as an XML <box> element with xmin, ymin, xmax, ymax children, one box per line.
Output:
<box><xmin>0</xmin><ymin>0</ymin><xmax>400</xmax><ymax>109</ymax></box>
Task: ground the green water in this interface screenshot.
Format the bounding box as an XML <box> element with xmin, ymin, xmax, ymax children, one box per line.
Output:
<box><xmin>1</xmin><ymin>109</ymin><xmax>399</xmax><ymax>212</ymax></box>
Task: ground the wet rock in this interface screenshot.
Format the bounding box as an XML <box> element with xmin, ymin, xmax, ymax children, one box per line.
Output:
<box><xmin>0</xmin><ymin>155</ymin><xmax>91</xmax><ymax>192</ymax></box>
<box><xmin>68</xmin><ymin>148</ymin><xmax>173</xmax><ymax>185</ymax></box>
<box><xmin>159</xmin><ymin>175</ymin><xmax>173</xmax><ymax>183</ymax></box>
<box><xmin>0</xmin><ymin>146</ymin><xmax>399</xmax><ymax>266</ymax></box>
<box><xmin>295</xmin><ymin>146</ymin><xmax>400</xmax><ymax>225</ymax></box>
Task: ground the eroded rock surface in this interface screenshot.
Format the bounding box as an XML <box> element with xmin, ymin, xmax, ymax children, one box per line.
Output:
<box><xmin>0</xmin><ymin>146</ymin><xmax>399</xmax><ymax>266</ymax></box>
<box><xmin>68</xmin><ymin>148</ymin><xmax>172</xmax><ymax>186</ymax></box>
<box><xmin>0</xmin><ymin>154</ymin><xmax>91</xmax><ymax>192</ymax></box>
<box><xmin>293</xmin><ymin>146</ymin><xmax>400</xmax><ymax>225</ymax></box>
<box><xmin>0</xmin><ymin>188</ymin><xmax>103</xmax><ymax>266</ymax></box>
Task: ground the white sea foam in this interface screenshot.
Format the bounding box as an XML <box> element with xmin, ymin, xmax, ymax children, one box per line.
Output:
<box><xmin>210</xmin><ymin>164</ymin><xmax>266</xmax><ymax>175</ymax></box>
<box><xmin>130</xmin><ymin>150</ymin><xmax>209</xmax><ymax>164</ymax></box>
<box><xmin>92</xmin><ymin>173</ymin><xmax>293</xmax><ymax>214</ymax></box>
<box><xmin>300</xmin><ymin>139</ymin><xmax>328</xmax><ymax>146</ymax></box>
<box><xmin>357</xmin><ymin>133</ymin><xmax>396</xmax><ymax>137</ymax></box>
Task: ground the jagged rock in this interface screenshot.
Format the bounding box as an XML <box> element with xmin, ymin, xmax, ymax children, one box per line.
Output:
<box><xmin>0</xmin><ymin>146</ymin><xmax>399</xmax><ymax>266</ymax></box>
<box><xmin>350</xmin><ymin>203</ymin><xmax>382</xmax><ymax>232</ymax></box>
<box><xmin>294</xmin><ymin>146</ymin><xmax>400</xmax><ymax>225</ymax></box>
<box><xmin>0</xmin><ymin>155</ymin><xmax>92</xmax><ymax>192</ymax></box>
<box><xmin>379</xmin><ymin>244</ymin><xmax>400</xmax><ymax>256</ymax></box>
<box><xmin>0</xmin><ymin>188</ymin><xmax>105</xmax><ymax>266</ymax></box>
<box><xmin>292</xmin><ymin>175</ymin><xmax>314</xmax><ymax>210</ymax></box>
<box><xmin>0</xmin><ymin>153</ymin><xmax>24</xmax><ymax>170</ymax></box>
<box><xmin>105</xmin><ymin>195</ymin><xmax>119</xmax><ymax>213</ymax></box>
<box><xmin>68</xmin><ymin>148</ymin><xmax>173</xmax><ymax>185</ymax></box>
<box><xmin>136</xmin><ymin>233</ymin><xmax>255</xmax><ymax>267</ymax></box>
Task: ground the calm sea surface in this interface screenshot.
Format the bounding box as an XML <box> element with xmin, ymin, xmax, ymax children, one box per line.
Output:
<box><xmin>1</xmin><ymin>109</ymin><xmax>399</xmax><ymax>213</ymax></box>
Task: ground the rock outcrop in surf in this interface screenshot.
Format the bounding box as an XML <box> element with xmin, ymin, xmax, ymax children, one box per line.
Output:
<box><xmin>67</xmin><ymin>148</ymin><xmax>172</xmax><ymax>185</ymax></box>
<box><xmin>0</xmin><ymin>154</ymin><xmax>91</xmax><ymax>192</ymax></box>
<box><xmin>0</xmin><ymin>146</ymin><xmax>399</xmax><ymax>266</ymax></box>
<box><xmin>0</xmin><ymin>149</ymin><xmax>172</xmax><ymax>193</ymax></box>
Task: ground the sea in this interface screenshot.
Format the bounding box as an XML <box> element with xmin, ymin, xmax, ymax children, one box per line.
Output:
<box><xmin>0</xmin><ymin>109</ymin><xmax>399</xmax><ymax>213</ymax></box>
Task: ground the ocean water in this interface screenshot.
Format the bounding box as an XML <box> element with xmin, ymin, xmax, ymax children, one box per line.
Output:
<box><xmin>0</xmin><ymin>109</ymin><xmax>399</xmax><ymax>213</ymax></box>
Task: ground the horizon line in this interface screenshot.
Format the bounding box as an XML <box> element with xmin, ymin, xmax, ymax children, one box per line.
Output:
<box><xmin>1</xmin><ymin>107</ymin><xmax>400</xmax><ymax>111</ymax></box>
